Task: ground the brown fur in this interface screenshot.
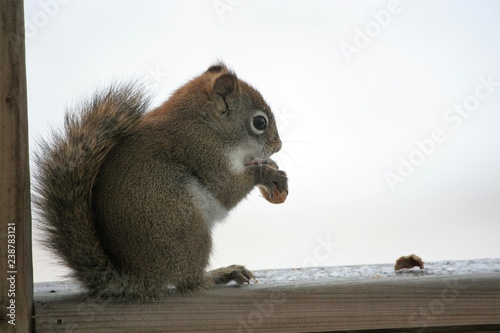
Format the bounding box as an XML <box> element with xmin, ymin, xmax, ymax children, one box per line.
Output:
<box><xmin>35</xmin><ymin>63</ymin><xmax>287</xmax><ymax>300</ymax></box>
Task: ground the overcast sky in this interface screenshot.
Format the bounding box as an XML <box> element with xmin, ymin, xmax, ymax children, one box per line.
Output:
<box><xmin>25</xmin><ymin>0</ymin><xmax>500</xmax><ymax>282</ymax></box>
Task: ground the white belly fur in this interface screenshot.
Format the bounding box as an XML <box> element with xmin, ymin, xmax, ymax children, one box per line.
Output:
<box><xmin>187</xmin><ymin>180</ymin><xmax>228</xmax><ymax>228</ymax></box>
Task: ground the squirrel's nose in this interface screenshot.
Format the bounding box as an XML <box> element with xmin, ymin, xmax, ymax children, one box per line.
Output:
<box><xmin>270</xmin><ymin>138</ymin><xmax>282</xmax><ymax>154</ymax></box>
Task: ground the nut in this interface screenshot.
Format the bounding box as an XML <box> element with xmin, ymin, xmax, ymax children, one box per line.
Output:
<box><xmin>259</xmin><ymin>185</ymin><xmax>288</xmax><ymax>204</ymax></box>
<box><xmin>394</xmin><ymin>254</ymin><xmax>424</xmax><ymax>271</ymax></box>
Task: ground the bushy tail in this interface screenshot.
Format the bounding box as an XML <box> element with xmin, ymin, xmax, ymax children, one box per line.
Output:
<box><xmin>34</xmin><ymin>83</ymin><xmax>150</xmax><ymax>297</ymax></box>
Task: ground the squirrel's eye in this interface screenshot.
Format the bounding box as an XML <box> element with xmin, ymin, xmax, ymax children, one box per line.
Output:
<box><xmin>251</xmin><ymin>111</ymin><xmax>269</xmax><ymax>135</ymax></box>
<box><xmin>253</xmin><ymin>116</ymin><xmax>267</xmax><ymax>131</ymax></box>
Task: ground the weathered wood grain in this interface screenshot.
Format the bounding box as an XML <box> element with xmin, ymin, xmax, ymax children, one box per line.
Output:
<box><xmin>34</xmin><ymin>273</ymin><xmax>500</xmax><ymax>332</ymax></box>
<box><xmin>0</xmin><ymin>1</ymin><xmax>33</xmax><ymax>332</ymax></box>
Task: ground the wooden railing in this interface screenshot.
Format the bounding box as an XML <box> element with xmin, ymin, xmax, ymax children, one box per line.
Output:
<box><xmin>33</xmin><ymin>266</ymin><xmax>500</xmax><ymax>332</ymax></box>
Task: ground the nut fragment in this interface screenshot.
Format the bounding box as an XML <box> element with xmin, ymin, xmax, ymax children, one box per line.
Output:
<box><xmin>259</xmin><ymin>185</ymin><xmax>288</xmax><ymax>204</ymax></box>
<box><xmin>394</xmin><ymin>254</ymin><xmax>424</xmax><ymax>271</ymax></box>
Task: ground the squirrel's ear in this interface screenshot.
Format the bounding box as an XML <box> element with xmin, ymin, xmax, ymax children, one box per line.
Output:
<box><xmin>213</xmin><ymin>73</ymin><xmax>237</xmax><ymax>99</ymax></box>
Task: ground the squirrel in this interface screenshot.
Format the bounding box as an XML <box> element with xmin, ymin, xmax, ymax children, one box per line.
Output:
<box><xmin>34</xmin><ymin>62</ymin><xmax>288</xmax><ymax>300</ymax></box>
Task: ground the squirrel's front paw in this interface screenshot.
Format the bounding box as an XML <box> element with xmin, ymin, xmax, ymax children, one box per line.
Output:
<box><xmin>256</xmin><ymin>163</ymin><xmax>288</xmax><ymax>204</ymax></box>
<box><xmin>207</xmin><ymin>265</ymin><xmax>255</xmax><ymax>286</ymax></box>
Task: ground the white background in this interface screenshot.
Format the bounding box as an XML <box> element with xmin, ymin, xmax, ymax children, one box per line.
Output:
<box><xmin>25</xmin><ymin>0</ymin><xmax>500</xmax><ymax>282</ymax></box>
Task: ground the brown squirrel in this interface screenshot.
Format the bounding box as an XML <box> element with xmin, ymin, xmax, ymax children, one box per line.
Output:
<box><xmin>34</xmin><ymin>63</ymin><xmax>288</xmax><ymax>300</ymax></box>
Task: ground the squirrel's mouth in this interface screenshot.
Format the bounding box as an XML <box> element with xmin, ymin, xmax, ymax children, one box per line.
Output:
<box><xmin>243</xmin><ymin>143</ymin><xmax>278</xmax><ymax>167</ymax></box>
<box><xmin>244</xmin><ymin>157</ymin><xmax>273</xmax><ymax>167</ymax></box>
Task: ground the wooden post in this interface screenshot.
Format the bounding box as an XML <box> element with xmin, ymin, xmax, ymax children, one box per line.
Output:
<box><xmin>0</xmin><ymin>0</ymin><xmax>34</xmax><ymax>332</ymax></box>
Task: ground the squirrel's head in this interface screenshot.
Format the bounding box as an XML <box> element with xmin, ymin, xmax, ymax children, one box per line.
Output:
<box><xmin>146</xmin><ymin>62</ymin><xmax>282</xmax><ymax>172</ymax></box>
<box><xmin>203</xmin><ymin>63</ymin><xmax>282</xmax><ymax>170</ymax></box>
